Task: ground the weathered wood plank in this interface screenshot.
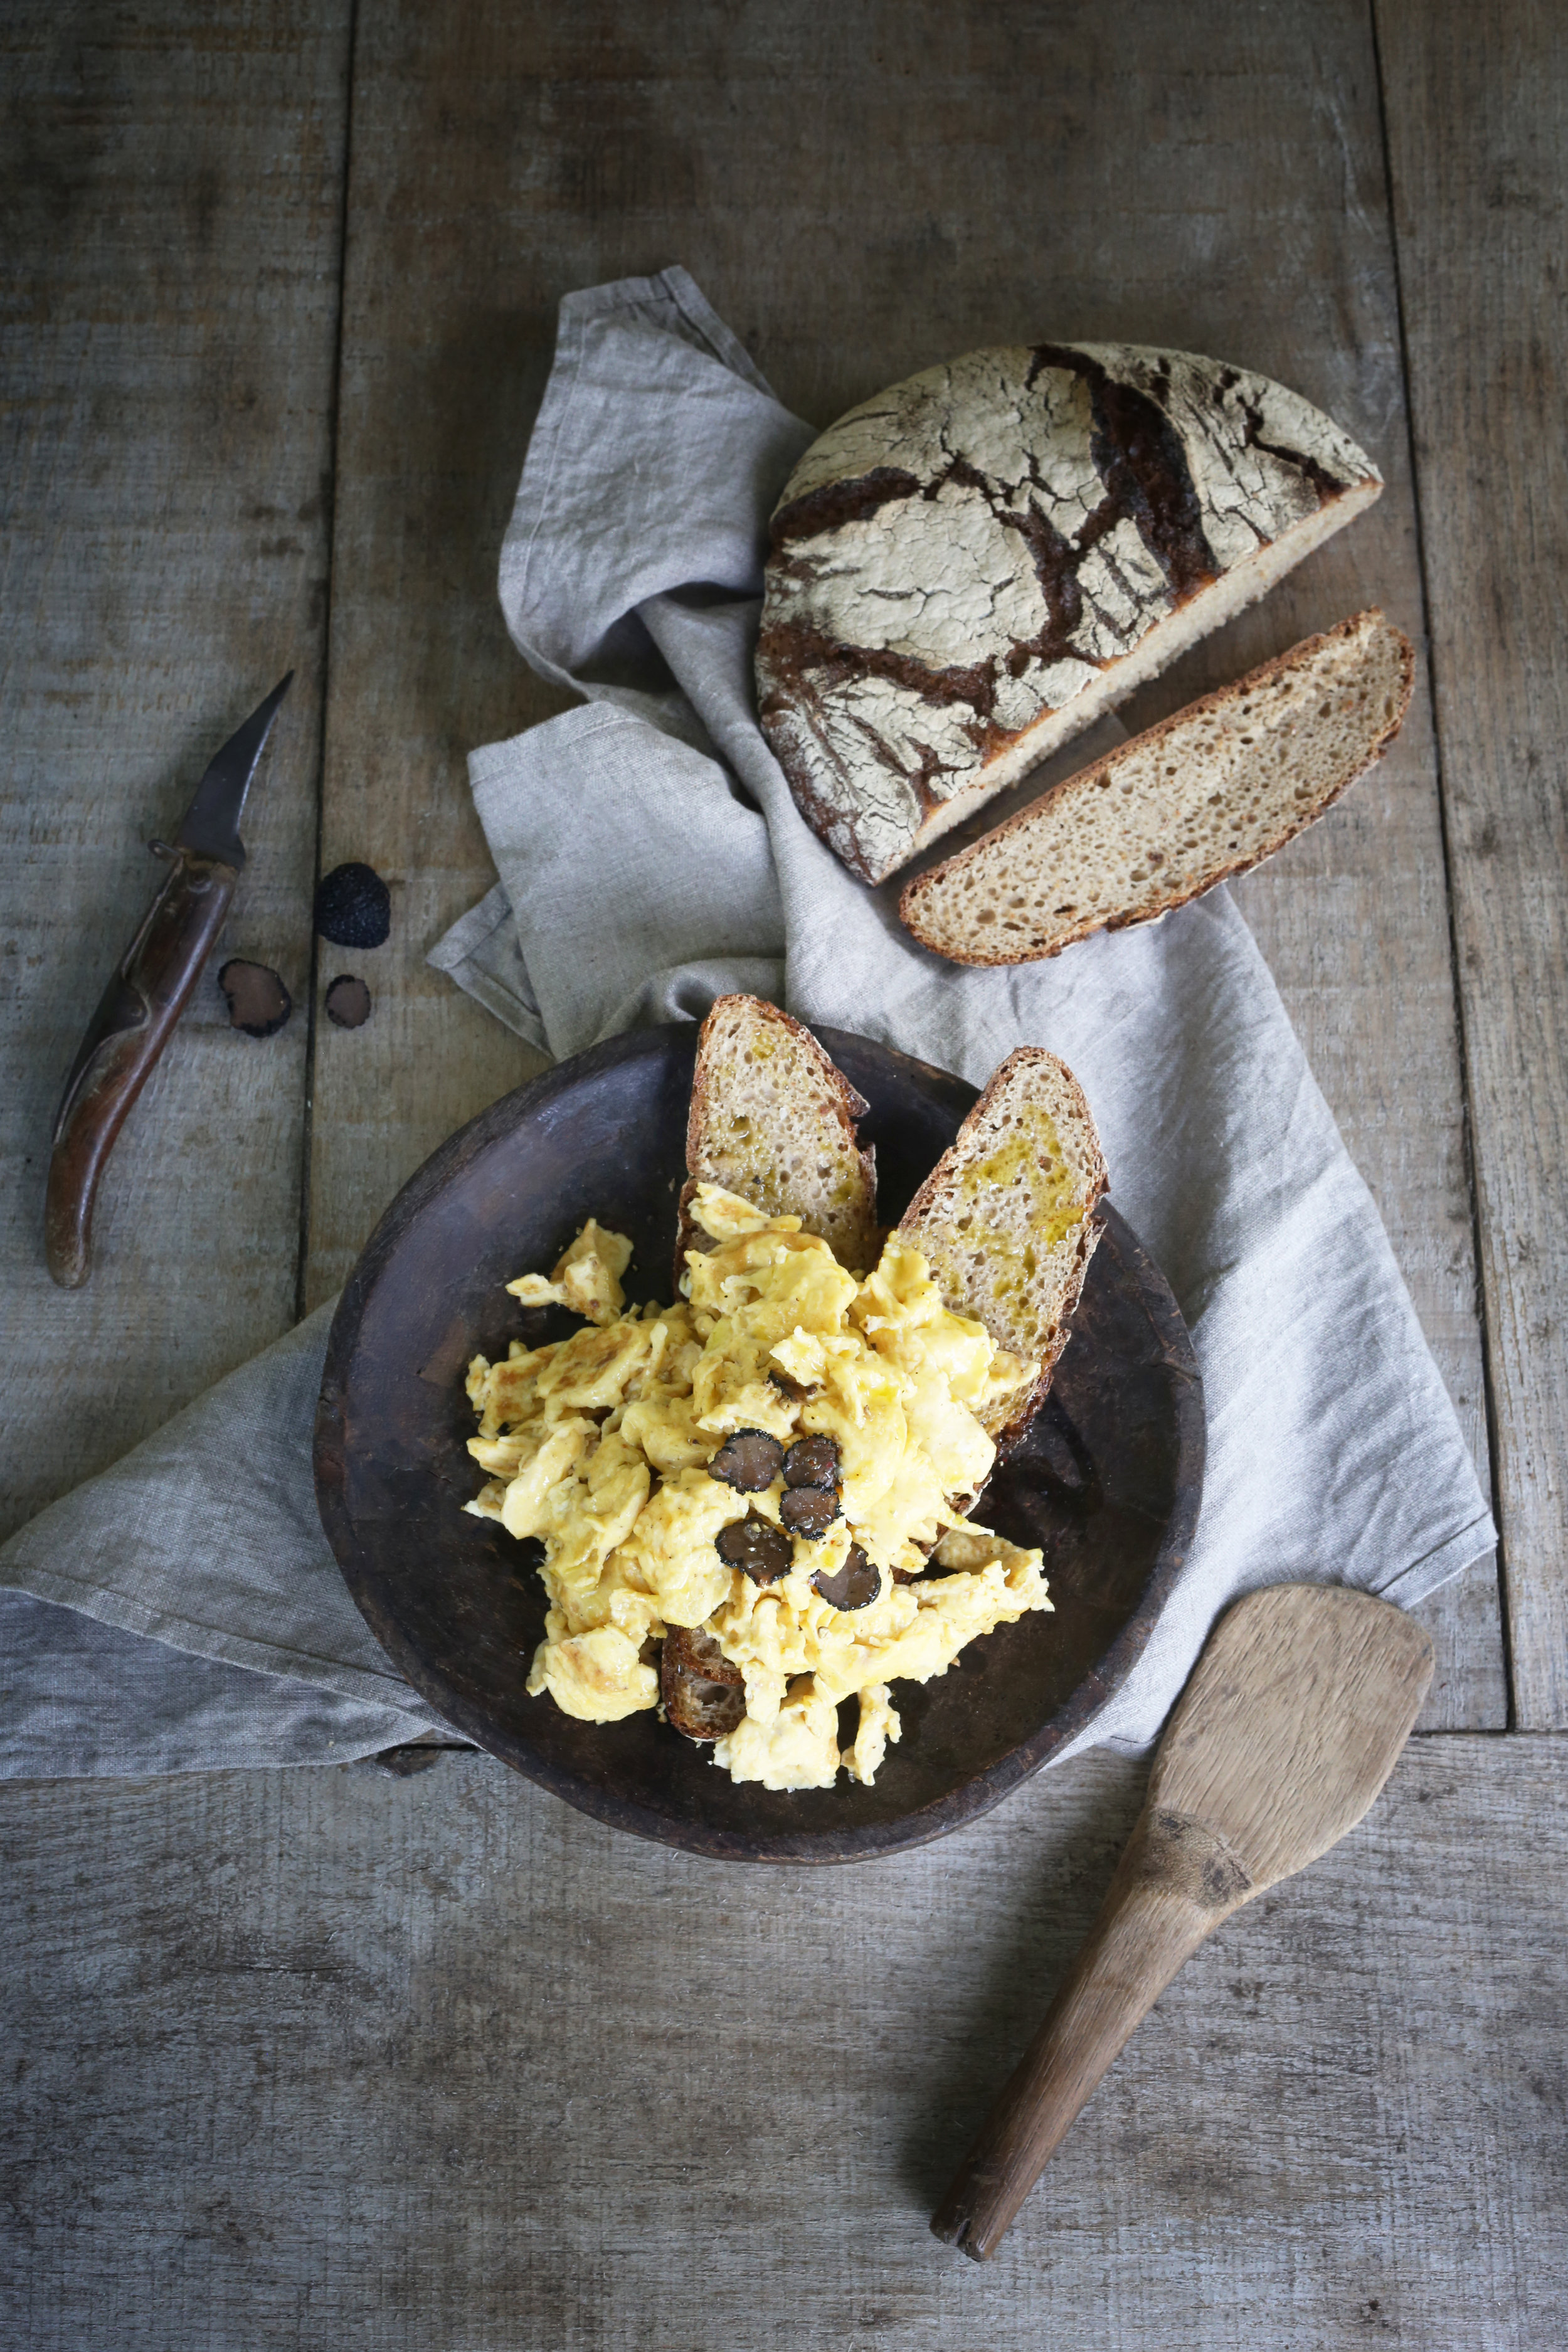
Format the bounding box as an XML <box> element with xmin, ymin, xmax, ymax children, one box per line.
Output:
<box><xmin>1</xmin><ymin>1737</ymin><xmax>1562</xmax><ymax>2348</ymax></box>
<box><xmin>305</xmin><ymin>0</ymin><xmax>1501</xmax><ymax>1717</ymax></box>
<box><xmin>1376</xmin><ymin>0</ymin><xmax>1567</xmax><ymax>1725</ymax></box>
<box><xmin>0</xmin><ymin>0</ymin><xmax>351</xmax><ymax>1537</ymax></box>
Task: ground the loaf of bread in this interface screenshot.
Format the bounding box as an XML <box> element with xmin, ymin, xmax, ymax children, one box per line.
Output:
<box><xmin>899</xmin><ymin>609</ymin><xmax>1414</xmax><ymax>966</ymax></box>
<box><xmin>898</xmin><ymin>1047</ymin><xmax>1107</xmax><ymax>1441</ymax></box>
<box><xmin>756</xmin><ymin>344</ymin><xmax>1382</xmax><ymax>884</ymax></box>
<box><xmin>675</xmin><ymin>994</ymin><xmax>881</xmax><ymax>1277</ymax></box>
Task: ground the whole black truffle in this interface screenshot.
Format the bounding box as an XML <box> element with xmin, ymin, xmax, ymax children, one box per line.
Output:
<box><xmin>314</xmin><ymin>861</ymin><xmax>391</xmax><ymax>949</ymax></box>
<box><xmin>324</xmin><ymin>973</ymin><xmax>372</xmax><ymax>1029</ymax></box>
<box><xmin>217</xmin><ymin>959</ymin><xmax>292</xmax><ymax>1038</ymax></box>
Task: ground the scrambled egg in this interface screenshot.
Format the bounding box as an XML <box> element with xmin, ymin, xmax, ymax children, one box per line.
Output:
<box><xmin>463</xmin><ymin>1186</ymin><xmax>1052</xmax><ymax>1790</ymax></box>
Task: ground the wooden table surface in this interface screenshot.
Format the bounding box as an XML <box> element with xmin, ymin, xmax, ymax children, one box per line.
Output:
<box><xmin>2</xmin><ymin>3</ymin><xmax>1563</xmax><ymax>2343</ymax></box>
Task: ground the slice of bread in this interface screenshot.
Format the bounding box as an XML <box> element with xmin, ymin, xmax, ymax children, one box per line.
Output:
<box><xmin>661</xmin><ymin>1624</ymin><xmax>745</xmax><ymax>1742</ymax></box>
<box><xmin>898</xmin><ymin>1049</ymin><xmax>1107</xmax><ymax>1440</ymax></box>
<box><xmin>900</xmin><ymin>610</ymin><xmax>1414</xmax><ymax>966</ymax></box>
<box><xmin>676</xmin><ymin>995</ymin><xmax>880</xmax><ymax>1277</ymax></box>
<box><xmin>756</xmin><ymin>342</ymin><xmax>1383</xmax><ymax>883</ymax></box>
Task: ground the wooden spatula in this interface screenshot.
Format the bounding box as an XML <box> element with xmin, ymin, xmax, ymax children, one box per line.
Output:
<box><xmin>931</xmin><ymin>1582</ymin><xmax>1434</xmax><ymax>2260</ymax></box>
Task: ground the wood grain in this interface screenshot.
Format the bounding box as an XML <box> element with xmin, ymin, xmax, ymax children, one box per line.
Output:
<box><xmin>1375</xmin><ymin>0</ymin><xmax>1567</xmax><ymax>1726</ymax></box>
<box><xmin>304</xmin><ymin>0</ymin><xmax>1502</xmax><ymax>1719</ymax></box>
<box><xmin>0</xmin><ymin>13</ymin><xmax>1555</xmax><ymax>2330</ymax></box>
<box><xmin>1</xmin><ymin>1735</ymin><xmax>1562</xmax><ymax>2348</ymax></box>
<box><xmin>0</xmin><ymin>0</ymin><xmax>351</xmax><ymax>1537</ymax></box>
<box><xmin>935</xmin><ymin>1587</ymin><xmax>1434</xmax><ymax>2256</ymax></box>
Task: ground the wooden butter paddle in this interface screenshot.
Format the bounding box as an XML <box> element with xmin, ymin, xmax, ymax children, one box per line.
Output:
<box><xmin>931</xmin><ymin>1582</ymin><xmax>1434</xmax><ymax>2260</ymax></box>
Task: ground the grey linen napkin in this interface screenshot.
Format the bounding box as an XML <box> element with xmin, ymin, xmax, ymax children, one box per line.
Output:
<box><xmin>0</xmin><ymin>267</ymin><xmax>1493</xmax><ymax>1779</ymax></box>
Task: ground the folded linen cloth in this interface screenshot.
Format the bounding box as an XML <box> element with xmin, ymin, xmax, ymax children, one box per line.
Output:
<box><xmin>0</xmin><ymin>266</ymin><xmax>1493</xmax><ymax>1780</ymax></box>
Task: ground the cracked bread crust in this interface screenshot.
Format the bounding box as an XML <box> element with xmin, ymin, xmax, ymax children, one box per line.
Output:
<box><xmin>756</xmin><ymin>342</ymin><xmax>1382</xmax><ymax>883</ymax></box>
<box><xmin>675</xmin><ymin>994</ymin><xmax>879</xmax><ymax>1281</ymax></box>
<box><xmin>899</xmin><ymin>610</ymin><xmax>1416</xmax><ymax>965</ymax></box>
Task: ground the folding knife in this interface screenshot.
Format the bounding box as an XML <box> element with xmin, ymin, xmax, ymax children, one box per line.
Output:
<box><xmin>45</xmin><ymin>674</ymin><xmax>293</xmax><ymax>1288</ymax></box>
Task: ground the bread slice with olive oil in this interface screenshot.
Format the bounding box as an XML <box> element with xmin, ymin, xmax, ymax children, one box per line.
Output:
<box><xmin>898</xmin><ymin>1047</ymin><xmax>1108</xmax><ymax>1442</ymax></box>
<box><xmin>665</xmin><ymin>1017</ymin><xmax>1104</xmax><ymax>1740</ymax></box>
<box><xmin>675</xmin><ymin>994</ymin><xmax>881</xmax><ymax>1278</ymax></box>
<box><xmin>677</xmin><ymin>999</ymin><xmax>1105</xmax><ymax>1435</ymax></box>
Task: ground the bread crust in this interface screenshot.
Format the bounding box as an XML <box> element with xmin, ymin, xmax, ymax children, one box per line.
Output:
<box><xmin>756</xmin><ymin>342</ymin><xmax>1383</xmax><ymax>884</ymax></box>
<box><xmin>899</xmin><ymin>610</ymin><xmax>1416</xmax><ymax>966</ymax></box>
<box><xmin>674</xmin><ymin>994</ymin><xmax>878</xmax><ymax>1283</ymax></box>
<box><xmin>661</xmin><ymin>1624</ymin><xmax>745</xmax><ymax>1742</ymax></box>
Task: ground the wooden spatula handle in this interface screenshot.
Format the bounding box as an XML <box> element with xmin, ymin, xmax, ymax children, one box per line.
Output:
<box><xmin>932</xmin><ymin>1804</ymin><xmax>1251</xmax><ymax>2260</ymax></box>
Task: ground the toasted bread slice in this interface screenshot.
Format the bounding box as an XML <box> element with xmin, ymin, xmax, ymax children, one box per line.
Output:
<box><xmin>675</xmin><ymin>995</ymin><xmax>880</xmax><ymax>1278</ymax></box>
<box><xmin>661</xmin><ymin>1624</ymin><xmax>746</xmax><ymax>1742</ymax></box>
<box><xmin>898</xmin><ymin>1048</ymin><xmax>1107</xmax><ymax>1440</ymax></box>
<box><xmin>900</xmin><ymin>610</ymin><xmax>1414</xmax><ymax>965</ymax></box>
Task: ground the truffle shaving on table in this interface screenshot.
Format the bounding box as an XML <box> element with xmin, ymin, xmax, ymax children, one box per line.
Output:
<box><xmin>217</xmin><ymin>959</ymin><xmax>292</xmax><ymax>1039</ymax></box>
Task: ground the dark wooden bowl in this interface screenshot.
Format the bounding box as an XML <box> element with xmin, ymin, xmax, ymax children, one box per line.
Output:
<box><xmin>315</xmin><ymin>1024</ymin><xmax>1204</xmax><ymax>1863</ymax></box>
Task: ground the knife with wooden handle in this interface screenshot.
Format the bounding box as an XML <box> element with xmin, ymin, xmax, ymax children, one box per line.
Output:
<box><xmin>45</xmin><ymin>674</ymin><xmax>293</xmax><ymax>1288</ymax></box>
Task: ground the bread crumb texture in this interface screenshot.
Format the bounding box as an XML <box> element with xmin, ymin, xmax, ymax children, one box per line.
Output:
<box><xmin>756</xmin><ymin>343</ymin><xmax>1381</xmax><ymax>881</ymax></box>
<box><xmin>901</xmin><ymin>610</ymin><xmax>1414</xmax><ymax>965</ymax></box>
<box><xmin>684</xmin><ymin>996</ymin><xmax>879</xmax><ymax>1273</ymax></box>
<box><xmin>899</xmin><ymin>1047</ymin><xmax>1108</xmax><ymax>1434</ymax></box>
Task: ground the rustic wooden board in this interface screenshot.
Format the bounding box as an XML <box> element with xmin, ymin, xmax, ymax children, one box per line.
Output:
<box><xmin>1</xmin><ymin>1737</ymin><xmax>1562</xmax><ymax>2347</ymax></box>
<box><xmin>0</xmin><ymin>0</ymin><xmax>351</xmax><ymax>1538</ymax></box>
<box><xmin>1376</xmin><ymin>0</ymin><xmax>1566</xmax><ymax>1727</ymax></box>
<box><xmin>304</xmin><ymin>0</ymin><xmax>1501</xmax><ymax>1720</ymax></box>
<box><xmin>1</xmin><ymin>23</ymin><xmax>1552</xmax><ymax>2339</ymax></box>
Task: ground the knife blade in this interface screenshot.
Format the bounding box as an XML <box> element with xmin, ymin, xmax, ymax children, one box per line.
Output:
<box><xmin>44</xmin><ymin>674</ymin><xmax>294</xmax><ymax>1289</ymax></box>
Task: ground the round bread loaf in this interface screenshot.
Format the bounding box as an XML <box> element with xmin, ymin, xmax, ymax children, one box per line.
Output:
<box><xmin>756</xmin><ymin>343</ymin><xmax>1382</xmax><ymax>883</ymax></box>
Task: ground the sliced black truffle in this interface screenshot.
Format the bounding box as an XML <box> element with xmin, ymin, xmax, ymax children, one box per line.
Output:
<box><xmin>707</xmin><ymin>1428</ymin><xmax>785</xmax><ymax>1491</ymax></box>
<box><xmin>780</xmin><ymin>1485</ymin><xmax>839</xmax><ymax>1539</ymax></box>
<box><xmin>716</xmin><ymin>1513</ymin><xmax>793</xmax><ymax>1585</ymax></box>
<box><xmin>324</xmin><ymin>973</ymin><xmax>372</xmax><ymax>1029</ymax></box>
<box><xmin>783</xmin><ymin>1434</ymin><xmax>840</xmax><ymax>1489</ymax></box>
<box><xmin>314</xmin><ymin>860</ymin><xmax>391</xmax><ymax>948</ymax></box>
<box><xmin>217</xmin><ymin>959</ymin><xmax>292</xmax><ymax>1038</ymax></box>
<box><xmin>661</xmin><ymin>1624</ymin><xmax>746</xmax><ymax>1742</ymax></box>
<box><xmin>812</xmin><ymin>1544</ymin><xmax>881</xmax><ymax>1611</ymax></box>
